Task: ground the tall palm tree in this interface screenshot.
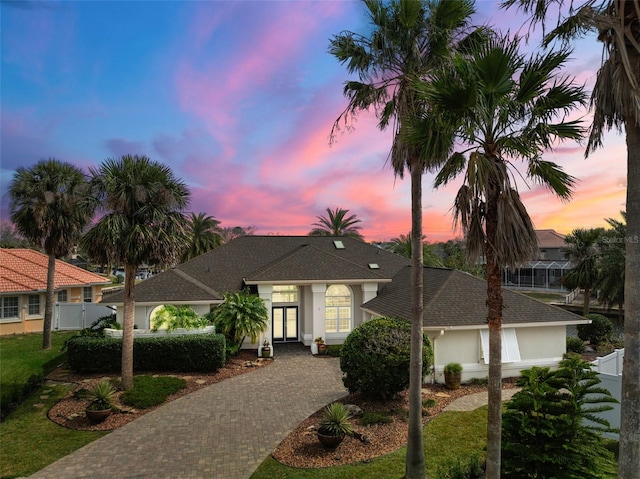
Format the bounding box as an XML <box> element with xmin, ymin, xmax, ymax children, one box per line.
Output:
<box><xmin>389</xmin><ymin>232</ymin><xmax>444</xmax><ymax>267</ymax></box>
<box><xmin>329</xmin><ymin>1</ymin><xmax>482</xmax><ymax>476</ymax></box>
<box><xmin>597</xmin><ymin>213</ymin><xmax>626</xmax><ymax>321</ymax></box>
<box><xmin>500</xmin><ymin>2</ymin><xmax>639</xmax><ymax>475</ymax></box>
<box><xmin>308</xmin><ymin>207</ymin><xmax>363</xmax><ymax>239</ymax></box>
<box><xmin>81</xmin><ymin>155</ymin><xmax>190</xmax><ymax>389</ymax></box>
<box><xmin>8</xmin><ymin>159</ymin><xmax>94</xmax><ymax>349</ymax></box>
<box><xmin>562</xmin><ymin>227</ymin><xmax>605</xmax><ymax>315</ymax></box>
<box><xmin>417</xmin><ymin>35</ymin><xmax>586</xmax><ymax>477</ymax></box>
<box><xmin>181</xmin><ymin>212</ymin><xmax>222</xmax><ymax>262</ymax></box>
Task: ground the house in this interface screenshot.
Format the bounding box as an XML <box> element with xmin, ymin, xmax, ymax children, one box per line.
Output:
<box><xmin>363</xmin><ymin>266</ymin><xmax>588</xmax><ymax>382</ymax></box>
<box><xmin>0</xmin><ymin>248</ymin><xmax>111</xmax><ymax>335</ymax></box>
<box><xmin>502</xmin><ymin>229</ymin><xmax>572</xmax><ymax>292</ymax></box>
<box><xmin>104</xmin><ymin>236</ymin><xmax>408</xmax><ymax>352</ymax></box>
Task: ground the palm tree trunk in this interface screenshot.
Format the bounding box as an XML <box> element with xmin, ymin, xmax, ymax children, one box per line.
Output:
<box><xmin>121</xmin><ymin>263</ymin><xmax>137</xmax><ymax>390</ymax></box>
<box><xmin>42</xmin><ymin>253</ymin><xmax>56</xmax><ymax>350</ymax></box>
<box><xmin>583</xmin><ymin>286</ymin><xmax>591</xmax><ymax>316</ymax></box>
<box><xmin>485</xmin><ymin>185</ymin><xmax>503</xmax><ymax>479</ymax></box>
<box><xmin>405</xmin><ymin>155</ymin><xmax>425</xmax><ymax>479</ymax></box>
<box><xmin>618</xmin><ymin>119</ymin><xmax>640</xmax><ymax>479</ymax></box>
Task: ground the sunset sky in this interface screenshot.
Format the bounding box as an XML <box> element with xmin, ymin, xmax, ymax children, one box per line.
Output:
<box><xmin>0</xmin><ymin>0</ymin><xmax>627</xmax><ymax>242</ymax></box>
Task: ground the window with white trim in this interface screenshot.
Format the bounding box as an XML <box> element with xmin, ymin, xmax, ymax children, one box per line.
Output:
<box><xmin>272</xmin><ymin>285</ymin><xmax>298</xmax><ymax>303</ymax></box>
<box><xmin>83</xmin><ymin>287</ymin><xmax>92</xmax><ymax>303</ymax></box>
<box><xmin>479</xmin><ymin>328</ymin><xmax>521</xmax><ymax>364</ymax></box>
<box><xmin>57</xmin><ymin>290</ymin><xmax>68</xmax><ymax>303</ymax></box>
<box><xmin>325</xmin><ymin>285</ymin><xmax>352</xmax><ymax>333</ymax></box>
<box><xmin>1</xmin><ymin>297</ymin><xmax>19</xmax><ymax>319</ymax></box>
<box><xmin>28</xmin><ymin>295</ymin><xmax>40</xmax><ymax>315</ymax></box>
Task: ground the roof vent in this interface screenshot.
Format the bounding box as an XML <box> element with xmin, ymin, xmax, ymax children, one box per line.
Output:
<box><xmin>333</xmin><ymin>240</ymin><xmax>345</xmax><ymax>249</ymax></box>
<box><xmin>368</xmin><ymin>263</ymin><xmax>379</xmax><ymax>269</ymax></box>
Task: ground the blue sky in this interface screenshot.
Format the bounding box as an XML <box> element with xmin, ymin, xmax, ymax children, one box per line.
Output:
<box><xmin>0</xmin><ymin>0</ymin><xmax>627</xmax><ymax>242</ymax></box>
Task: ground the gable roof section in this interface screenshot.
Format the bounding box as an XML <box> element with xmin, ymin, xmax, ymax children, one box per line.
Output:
<box><xmin>363</xmin><ymin>266</ymin><xmax>584</xmax><ymax>327</ymax></box>
<box><xmin>107</xmin><ymin>236</ymin><xmax>409</xmax><ymax>304</ymax></box>
<box><xmin>0</xmin><ymin>248</ymin><xmax>110</xmax><ymax>294</ymax></box>
<box><xmin>536</xmin><ymin>229</ymin><xmax>567</xmax><ymax>249</ymax></box>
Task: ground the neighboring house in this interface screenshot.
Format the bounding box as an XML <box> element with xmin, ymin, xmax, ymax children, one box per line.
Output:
<box><xmin>363</xmin><ymin>266</ymin><xmax>588</xmax><ymax>382</ymax></box>
<box><xmin>104</xmin><ymin>236</ymin><xmax>409</xmax><ymax>352</ymax></box>
<box><xmin>502</xmin><ymin>229</ymin><xmax>571</xmax><ymax>292</ymax></box>
<box><xmin>0</xmin><ymin>248</ymin><xmax>111</xmax><ymax>335</ymax></box>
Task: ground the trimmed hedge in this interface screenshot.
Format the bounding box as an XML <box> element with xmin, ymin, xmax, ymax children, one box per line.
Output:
<box><xmin>340</xmin><ymin>316</ymin><xmax>433</xmax><ymax>399</ymax></box>
<box><xmin>577</xmin><ymin>314</ymin><xmax>613</xmax><ymax>346</ymax></box>
<box><xmin>66</xmin><ymin>333</ymin><xmax>226</xmax><ymax>373</ymax></box>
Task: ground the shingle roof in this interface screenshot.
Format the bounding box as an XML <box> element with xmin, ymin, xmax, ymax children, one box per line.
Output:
<box><xmin>363</xmin><ymin>266</ymin><xmax>584</xmax><ymax>327</ymax></box>
<box><xmin>0</xmin><ymin>248</ymin><xmax>110</xmax><ymax>294</ymax></box>
<box><xmin>106</xmin><ymin>236</ymin><xmax>409</xmax><ymax>303</ymax></box>
<box><xmin>536</xmin><ymin>229</ymin><xmax>567</xmax><ymax>249</ymax></box>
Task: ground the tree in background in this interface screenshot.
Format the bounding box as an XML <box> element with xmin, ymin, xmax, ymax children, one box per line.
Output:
<box><xmin>418</xmin><ymin>35</ymin><xmax>585</xmax><ymax>477</ymax></box>
<box><xmin>308</xmin><ymin>207</ymin><xmax>363</xmax><ymax>240</ymax></box>
<box><xmin>0</xmin><ymin>224</ymin><xmax>30</xmax><ymax>249</ymax></box>
<box><xmin>562</xmin><ymin>228</ymin><xmax>605</xmax><ymax>316</ymax></box>
<box><xmin>500</xmin><ymin>2</ymin><xmax>639</xmax><ymax>475</ymax></box>
<box><xmin>597</xmin><ymin>213</ymin><xmax>626</xmax><ymax>321</ymax></box>
<box><xmin>81</xmin><ymin>155</ymin><xmax>190</xmax><ymax>389</ymax></box>
<box><xmin>219</xmin><ymin>225</ymin><xmax>256</xmax><ymax>244</ymax></box>
<box><xmin>8</xmin><ymin>159</ymin><xmax>95</xmax><ymax>350</ymax></box>
<box><xmin>181</xmin><ymin>212</ymin><xmax>223</xmax><ymax>262</ymax></box>
<box><xmin>388</xmin><ymin>233</ymin><xmax>444</xmax><ymax>267</ymax></box>
<box><xmin>329</xmin><ymin>2</ymin><xmax>481</xmax><ymax>475</ymax></box>
<box><xmin>436</xmin><ymin>239</ymin><xmax>485</xmax><ymax>278</ymax></box>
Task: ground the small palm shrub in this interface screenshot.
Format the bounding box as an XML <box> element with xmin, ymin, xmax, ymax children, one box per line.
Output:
<box><xmin>566</xmin><ymin>336</ymin><xmax>585</xmax><ymax>354</ymax></box>
<box><xmin>577</xmin><ymin>313</ymin><xmax>613</xmax><ymax>346</ymax></box>
<box><xmin>151</xmin><ymin>305</ymin><xmax>209</xmax><ymax>332</ymax></box>
<box><xmin>213</xmin><ymin>290</ymin><xmax>268</xmax><ymax>356</ymax></box>
<box><xmin>340</xmin><ymin>316</ymin><xmax>433</xmax><ymax>399</ymax></box>
<box><xmin>318</xmin><ymin>402</ymin><xmax>353</xmax><ymax>437</ymax></box>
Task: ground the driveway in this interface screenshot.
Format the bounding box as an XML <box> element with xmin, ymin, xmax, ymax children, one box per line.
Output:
<box><xmin>29</xmin><ymin>344</ymin><xmax>347</xmax><ymax>479</ymax></box>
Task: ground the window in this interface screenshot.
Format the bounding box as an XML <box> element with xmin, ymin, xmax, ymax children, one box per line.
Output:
<box><xmin>272</xmin><ymin>285</ymin><xmax>298</xmax><ymax>303</ymax></box>
<box><xmin>480</xmin><ymin>328</ymin><xmax>521</xmax><ymax>364</ymax></box>
<box><xmin>83</xmin><ymin>287</ymin><xmax>92</xmax><ymax>303</ymax></box>
<box><xmin>28</xmin><ymin>295</ymin><xmax>40</xmax><ymax>315</ymax></box>
<box><xmin>57</xmin><ymin>290</ymin><xmax>68</xmax><ymax>303</ymax></box>
<box><xmin>1</xmin><ymin>297</ymin><xmax>19</xmax><ymax>319</ymax></box>
<box><xmin>325</xmin><ymin>285</ymin><xmax>352</xmax><ymax>333</ymax></box>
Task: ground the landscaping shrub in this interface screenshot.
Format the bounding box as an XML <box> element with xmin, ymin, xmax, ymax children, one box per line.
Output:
<box><xmin>566</xmin><ymin>336</ymin><xmax>585</xmax><ymax>354</ymax></box>
<box><xmin>360</xmin><ymin>411</ymin><xmax>393</xmax><ymax>426</ymax></box>
<box><xmin>120</xmin><ymin>375</ymin><xmax>186</xmax><ymax>409</ymax></box>
<box><xmin>66</xmin><ymin>333</ymin><xmax>226</xmax><ymax>373</ymax></box>
<box><xmin>577</xmin><ymin>313</ymin><xmax>613</xmax><ymax>346</ymax></box>
<box><xmin>435</xmin><ymin>455</ymin><xmax>485</xmax><ymax>479</ymax></box>
<box><xmin>340</xmin><ymin>316</ymin><xmax>433</xmax><ymax>399</ymax></box>
<box><xmin>326</xmin><ymin>345</ymin><xmax>342</xmax><ymax>357</ymax></box>
<box><xmin>213</xmin><ymin>290</ymin><xmax>268</xmax><ymax>356</ymax></box>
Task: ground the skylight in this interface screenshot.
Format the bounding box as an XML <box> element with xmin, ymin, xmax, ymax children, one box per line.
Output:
<box><xmin>333</xmin><ymin>240</ymin><xmax>345</xmax><ymax>249</ymax></box>
<box><xmin>368</xmin><ymin>263</ymin><xmax>379</xmax><ymax>269</ymax></box>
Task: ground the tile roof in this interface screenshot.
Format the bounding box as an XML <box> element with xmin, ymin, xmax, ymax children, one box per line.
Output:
<box><xmin>106</xmin><ymin>236</ymin><xmax>409</xmax><ymax>303</ymax></box>
<box><xmin>536</xmin><ymin>229</ymin><xmax>567</xmax><ymax>249</ymax></box>
<box><xmin>0</xmin><ymin>248</ymin><xmax>110</xmax><ymax>294</ymax></box>
<box><xmin>362</xmin><ymin>266</ymin><xmax>585</xmax><ymax>327</ymax></box>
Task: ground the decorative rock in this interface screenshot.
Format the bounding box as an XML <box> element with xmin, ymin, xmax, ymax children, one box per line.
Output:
<box><xmin>43</xmin><ymin>389</ymin><xmax>52</xmax><ymax>394</ymax></box>
<box><xmin>306</xmin><ymin>425</ymin><xmax>317</xmax><ymax>432</ymax></box>
<box><xmin>33</xmin><ymin>403</ymin><xmax>45</xmax><ymax>408</ymax></box>
<box><xmin>344</xmin><ymin>404</ymin><xmax>364</xmax><ymax>417</ymax></box>
<box><xmin>435</xmin><ymin>392</ymin><xmax>451</xmax><ymax>398</ymax></box>
<box><xmin>182</xmin><ymin>376</ymin><xmax>193</xmax><ymax>380</ymax></box>
<box><xmin>195</xmin><ymin>379</ymin><xmax>206</xmax><ymax>385</ymax></box>
<box><xmin>334</xmin><ymin>455</ymin><xmax>342</xmax><ymax>461</ymax></box>
<box><xmin>40</xmin><ymin>395</ymin><xmax>49</xmax><ymax>399</ymax></box>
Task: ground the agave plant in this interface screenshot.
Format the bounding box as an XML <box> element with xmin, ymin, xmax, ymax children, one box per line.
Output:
<box><xmin>86</xmin><ymin>381</ymin><xmax>117</xmax><ymax>411</ymax></box>
<box><xmin>318</xmin><ymin>402</ymin><xmax>353</xmax><ymax>438</ymax></box>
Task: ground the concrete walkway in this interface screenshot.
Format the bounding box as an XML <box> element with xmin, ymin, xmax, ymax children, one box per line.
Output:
<box><xmin>443</xmin><ymin>388</ymin><xmax>520</xmax><ymax>412</ymax></box>
<box><xmin>29</xmin><ymin>344</ymin><xmax>347</xmax><ymax>479</ymax></box>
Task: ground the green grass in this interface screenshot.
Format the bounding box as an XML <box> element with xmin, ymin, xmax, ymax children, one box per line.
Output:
<box><xmin>120</xmin><ymin>375</ymin><xmax>187</xmax><ymax>409</ymax></box>
<box><xmin>250</xmin><ymin>407</ymin><xmax>490</xmax><ymax>479</ymax></box>
<box><xmin>0</xmin><ymin>382</ymin><xmax>108</xmax><ymax>479</ymax></box>
<box><xmin>520</xmin><ymin>292</ymin><xmax>565</xmax><ymax>303</ymax></box>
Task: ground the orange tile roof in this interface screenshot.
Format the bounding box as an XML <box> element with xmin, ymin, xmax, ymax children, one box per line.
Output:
<box><xmin>0</xmin><ymin>248</ymin><xmax>110</xmax><ymax>293</ymax></box>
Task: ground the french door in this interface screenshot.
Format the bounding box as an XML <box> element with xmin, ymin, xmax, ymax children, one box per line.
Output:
<box><xmin>272</xmin><ymin>306</ymin><xmax>298</xmax><ymax>342</ymax></box>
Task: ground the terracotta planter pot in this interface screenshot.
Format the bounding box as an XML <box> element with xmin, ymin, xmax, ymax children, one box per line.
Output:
<box><xmin>317</xmin><ymin>431</ymin><xmax>345</xmax><ymax>449</ymax></box>
<box><xmin>318</xmin><ymin>344</ymin><xmax>328</xmax><ymax>356</ymax></box>
<box><xmin>85</xmin><ymin>408</ymin><xmax>112</xmax><ymax>423</ymax></box>
<box><xmin>444</xmin><ymin>371</ymin><xmax>462</xmax><ymax>390</ymax></box>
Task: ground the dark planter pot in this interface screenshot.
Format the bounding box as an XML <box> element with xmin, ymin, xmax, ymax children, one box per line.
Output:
<box><xmin>317</xmin><ymin>431</ymin><xmax>345</xmax><ymax>449</ymax></box>
<box><xmin>444</xmin><ymin>371</ymin><xmax>462</xmax><ymax>390</ymax></box>
<box><xmin>318</xmin><ymin>344</ymin><xmax>328</xmax><ymax>356</ymax></box>
<box><xmin>262</xmin><ymin>347</ymin><xmax>271</xmax><ymax>358</ymax></box>
<box><xmin>85</xmin><ymin>408</ymin><xmax>112</xmax><ymax>423</ymax></box>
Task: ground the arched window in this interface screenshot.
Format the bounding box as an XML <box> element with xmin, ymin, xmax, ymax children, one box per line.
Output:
<box><xmin>325</xmin><ymin>285</ymin><xmax>352</xmax><ymax>333</ymax></box>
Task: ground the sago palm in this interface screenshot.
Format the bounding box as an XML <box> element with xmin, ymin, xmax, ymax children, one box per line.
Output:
<box><xmin>329</xmin><ymin>2</ymin><xmax>482</xmax><ymax>475</ymax></box>
<box><xmin>182</xmin><ymin>212</ymin><xmax>222</xmax><ymax>262</ymax></box>
<box><xmin>8</xmin><ymin>158</ymin><xmax>94</xmax><ymax>349</ymax></box>
<box><xmin>308</xmin><ymin>207</ymin><xmax>363</xmax><ymax>239</ymax></box>
<box><xmin>500</xmin><ymin>2</ymin><xmax>640</xmax><ymax>475</ymax></box>
<box><xmin>81</xmin><ymin>155</ymin><xmax>190</xmax><ymax>389</ymax></box>
<box><xmin>415</xmin><ymin>34</ymin><xmax>586</xmax><ymax>477</ymax></box>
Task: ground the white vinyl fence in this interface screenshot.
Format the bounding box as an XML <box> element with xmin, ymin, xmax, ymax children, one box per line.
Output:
<box><xmin>53</xmin><ymin>303</ymin><xmax>116</xmax><ymax>331</ymax></box>
<box><xmin>591</xmin><ymin>349</ymin><xmax>624</xmax><ymax>439</ymax></box>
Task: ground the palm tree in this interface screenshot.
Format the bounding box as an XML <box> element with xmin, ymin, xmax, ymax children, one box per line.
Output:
<box><xmin>181</xmin><ymin>212</ymin><xmax>222</xmax><ymax>262</ymax></box>
<box><xmin>562</xmin><ymin>228</ymin><xmax>605</xmax><ymax>315</ymax></box>
<box><xmin>417</xmin><ymin>35</ymin><xmax>586</xmax><ymax>477</ymax></box>
<box><xmin>499</xmin><ymin>2</ymin><xmax>639</xmax><ymax>475</ymax></box>
<box><xmin>329</xmin><ymin>2</ymin><xmax>481</xmax><ymax>476</ymax></box>
<box><xmin>80</xmin><ymin>155</ymin><xmax>190</xmax><ymax>389</ymax></box>
<box><xmin>597</xmin><ymin>213</ymin><xmax>626</xmax><ymax>321</ymax></box>
<box><xmin>308</xmin><ymin>207</ymin><xmax>363</xmax><ymax>239</ymax></box>
<box><xmin>8</xmin><ymin>159</ymin><xmax>94</xmax><ymax>350</ymax></box>
<box><xmin>389</xmin><ymin>232</ymin><xmax>444</xmax><ymax>267</ymax></box>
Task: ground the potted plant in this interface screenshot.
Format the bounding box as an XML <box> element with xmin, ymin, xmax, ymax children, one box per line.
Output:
<box><xmin>261</xmin><ymin>339</ymin><xmax>272</xmax><ymax>358</ymax></box>
<box><xmin>315</xmin><ymin>337</ymin><xmax>328</xmax><ymax>355</ymax></box>
<box><xmin>85</xmin><ymin>380</ymin><xmax>117</xmax><ymax>423</ymax></box>
<box><xmin>317</xmin><ymin>402</ymin><xmax>353</xmax><ymax>449</ymax></box>
<box><xmin>444</xmin><ymin>362</ymin><xmax>463</xmax><ymax>390</ymax></box>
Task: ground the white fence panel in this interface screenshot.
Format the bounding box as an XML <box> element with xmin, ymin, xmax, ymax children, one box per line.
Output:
<box><xmin>54</xmin><ymin>303</ymin><xmax>115</xmax><ymax>331</ymax></box>
<box><xmin>591</xmin><ymin>349</ymin><xmax>624</xmax><ymax>439</ymax></box>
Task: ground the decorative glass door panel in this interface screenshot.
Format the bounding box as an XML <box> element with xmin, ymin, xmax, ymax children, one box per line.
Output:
<box><xmin>272</xmin><ymin>306</ymin><xmax>298</xmax><ymax>342</ymax></box>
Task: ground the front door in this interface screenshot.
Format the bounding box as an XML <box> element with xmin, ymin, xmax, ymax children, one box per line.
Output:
<box><xmin>272</xmin><ymin>306</ymin><xmax>298</xmax><ymax>342</ymax></box>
